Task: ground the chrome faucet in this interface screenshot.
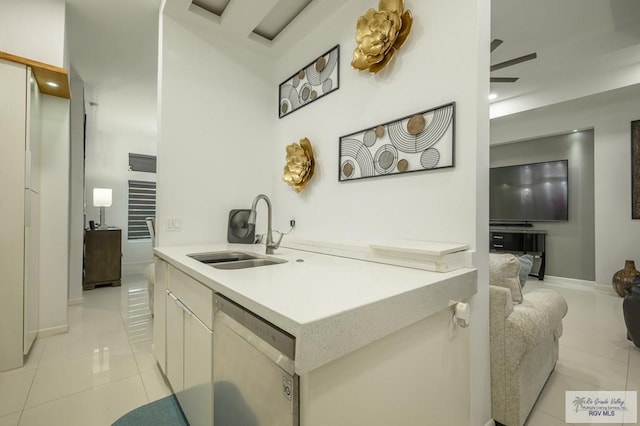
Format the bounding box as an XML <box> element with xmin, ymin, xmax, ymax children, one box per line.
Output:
<box><xmin>248</xmin><ymin>194</ymin><xmax>283</xmax><ymax>254</ymax></box>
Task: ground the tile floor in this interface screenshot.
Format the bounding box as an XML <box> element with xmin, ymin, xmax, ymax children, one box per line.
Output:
<box><xmin>1</xmin><ymin>272</ymin><xmax>639</xmax><ymax>425</ymax></box>
<box><xmin>0</xmin><ymin>268</ymin><xmax>171</xmax><ymax>426</ymax></box>
<box><xmin>524</xmin><ymin>280</ymin><xmax>640</xmax><ymax>426</ymax></box>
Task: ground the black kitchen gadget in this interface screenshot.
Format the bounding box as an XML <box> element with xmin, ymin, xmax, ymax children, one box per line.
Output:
<box><xmin>227</xmin><ymin>209</ymin><xmax>255</xmax><ymax>244</ymax></box>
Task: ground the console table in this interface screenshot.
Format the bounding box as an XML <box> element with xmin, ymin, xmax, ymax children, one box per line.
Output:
<box><xmin>489</xmin><ymin>229</ymin><xmax>546</xmax><ymax>280</ymax></box>
<box><xmin>83</xmin><ymin>228</ymin><xmax>122</xmax><ymax>290</ymax></box>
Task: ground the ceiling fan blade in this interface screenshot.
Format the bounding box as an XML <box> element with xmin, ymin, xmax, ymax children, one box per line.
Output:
<box><xmin>490</xmin><ymin>53</ymin><xmax>537</xmax><ymax>72</ymax></box>
<box><xmin>490</xmin><ymin>39</ymin><xmax>503</xmax><ymax>53</ymax></box>
<box><xmin>490</xmin><ymin>77</ymin><xmax>519</xmax><ymax>83</ymax></box>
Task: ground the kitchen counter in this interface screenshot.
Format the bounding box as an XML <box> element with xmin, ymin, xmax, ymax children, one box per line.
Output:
<box><xmin>154</xmin><ymin>243</ymin><xmax>477</xmax><ymax>374</ymax></box>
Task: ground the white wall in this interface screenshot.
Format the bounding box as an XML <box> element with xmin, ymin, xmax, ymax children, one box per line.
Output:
<box><xmin>84</xmin><ymin>103</ymin><xmax>157</xmax><ymax>265</ymax></box>
<box><xmin>271</xmin><ymin>1</ymin><xmax>490</xmax><ymax>423</ymax></box>
<box><xmin>156</xmin><ymin>14</ymin><xmax>275</xmax><ymax>247</ymax></box>
<box><xmin>78</xmin><ymin>4</ymin><xmax>159</xmax><ymax>267</ymax></box>
<box><xmin>157</xmin><ymin>1</ymin><xmax>490</xmax><ymax>423</ymax></box>
<box><xmin>272</xmin><ymin>0</ymin><xmax>483</xmax><ymax>244</ymax></box>
<box><xmin>490</xmin><ymin>131</ymin><xmax>596</xmax><ymax>281</ymax></box>
<box><xmin>491</xmin><ymin>84</ymin><xmax>640</xmax><ymax>285</ymax></box>
<box><xmin>39</xmin><ymin>96</ymin><xmax>70</xmax><ymax>333</ymax></box>
<box><xmin>68</xmin><ymin>69</ymin><xmax>84</xmax><ymax>304</ymax></box>
<box><xmin>0</xmin><ymin>0</ymin><xmax>66</xmax><ymax>67</ymax></box>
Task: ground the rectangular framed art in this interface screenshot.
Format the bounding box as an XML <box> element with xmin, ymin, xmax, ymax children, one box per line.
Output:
<box><xmin>278</xmin><ymin>45</ymin><xmax>340</xmax><ymax>118</ymax></box>
<box><xmin>339</xmin><ymin>102</ymin><xmax>455</xmax><ymax>181</ymax></box>
<box><xmin>632</xmin><ymin>119</ymin><xmax>640</xmax><ymax>218</ymax></box>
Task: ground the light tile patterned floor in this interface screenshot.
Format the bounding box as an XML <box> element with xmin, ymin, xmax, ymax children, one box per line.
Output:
<box><xmin>0</xmin><ymin>268</ymin><xmax>171</xmax><ymax>426</ymax></box>
<box><xmin>1</xmin><ymin>271</ymin><xmax>639</xmax><ymax>425</ymax></box>
<box><xmin>524</xmin><ymin>280</ymin><xmax>640</xmax><ymax>426</ymax></box>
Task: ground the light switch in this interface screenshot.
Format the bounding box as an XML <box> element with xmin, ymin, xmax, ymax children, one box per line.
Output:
<box><xmin>166</xmin><ymin>217</ymin><xmax>182</xmax><ymax>232</ymax></box>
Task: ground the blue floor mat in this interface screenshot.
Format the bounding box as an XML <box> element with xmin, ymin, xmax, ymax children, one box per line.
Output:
<box><xmin>112</xmin><ymin>395</ymin><xmax>188</xmax><ymax>426</ymax></box>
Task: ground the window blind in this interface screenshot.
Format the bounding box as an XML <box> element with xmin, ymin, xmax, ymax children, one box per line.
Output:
<box><xmin>128</xmin><ymin>180</ymin><xmax>156</xmax><ymax>240</ymax></box>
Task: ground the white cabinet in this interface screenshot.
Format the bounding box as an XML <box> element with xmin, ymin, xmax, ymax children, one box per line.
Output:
<box><xmin>157</xmin><ymin>263</ymin><xmax>213</xmax><ymax>426</ymax></box>
<box><xmin>24</xmin><ymin>71</ymin><xmax>40</xmax><ymax>354</ymax></box>
<box><xmin>0</xmin><ymin>58</ymin><xmax>40</xmax><ymax>372</ymax></box>
<box><xmin>153</xmin><ymin>258</ymin><xmax>168</xmax><ymax>373</ymax></box>
<box><xmin>165</xmin><ymin>291</ymin><xmax>185</xmax><ymax>391</ymax></box>
<box><xmin>180</xmin><ymin>303</ymin><xmax>213</xmax><ymax>426</ymax></box>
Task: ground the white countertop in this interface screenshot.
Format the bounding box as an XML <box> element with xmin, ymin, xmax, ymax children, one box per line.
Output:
<box><xmin>155</xmin><ymin>242</ymin><xmax>477</xmax><ymax>374</ymax></box>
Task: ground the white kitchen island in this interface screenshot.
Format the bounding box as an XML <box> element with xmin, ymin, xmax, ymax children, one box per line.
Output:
<box><xmin>153</xmin><ymin>242</ymin><xmax>477</xmax><ymax>425</ymax></box>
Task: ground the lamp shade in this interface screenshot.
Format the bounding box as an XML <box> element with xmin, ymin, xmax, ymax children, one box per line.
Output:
<box><xmin>93</xmin><ymin>188</ymin><xmax>112</xmax><ymax>207</ymax></box>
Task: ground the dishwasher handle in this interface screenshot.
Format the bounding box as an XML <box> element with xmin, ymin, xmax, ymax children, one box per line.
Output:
<box><xmin>215</xmin><ymin>310</ymin><xmax>295</xmax><ymax>376</ymax></box>
<box><xmin>214</xmin><ymin>294</ymin><xmax>296</xmax><ymax>361</ymax></box>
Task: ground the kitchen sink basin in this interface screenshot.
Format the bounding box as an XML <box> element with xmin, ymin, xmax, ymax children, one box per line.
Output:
<box><xmin>187</xmin><ymin>251</ymin><xmax>259</xmax><ymax>264</ymax></box>
<box><xmin>187</xmin><ymin>251</ymin><xmax>287</xmax><ymax>270</ymax></box>
<box><xmin>211</xmin><ymin>258</ymin><xmax>287</xmax><ymax>270</ymax></box>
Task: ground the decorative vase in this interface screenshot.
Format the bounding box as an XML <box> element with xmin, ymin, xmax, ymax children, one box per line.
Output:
<box><xmin>612</xmin><ymin>260</ymin><xmax>640</xmax><ymax>297</ymax></box>
<box><xmin>623</xmin><ymin>278</ymin><xmax>640</xmax><ymax>348</ymax></box>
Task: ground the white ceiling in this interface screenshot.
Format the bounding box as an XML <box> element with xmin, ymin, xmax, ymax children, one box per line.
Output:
<box><xmin>490</xmin><ymin>0</ymin><xmax>640</xmax><ymax>117</ymax></box>
<box><xmin>65</xmin><ymin>0</ymin><xmax>161</xmax><ymax>135</ymax></box>
<box><xmin>65</xmin><ymin>0</ymin><xmax>640</xmax><ymax>135</ymax></box>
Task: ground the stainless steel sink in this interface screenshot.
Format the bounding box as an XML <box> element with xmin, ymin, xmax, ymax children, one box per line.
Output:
<box><xmin>211</xmin><ymin>258</ymin><xmax>287</xmax><ymax>270</ymax></box>
<box><xmin>187</xmin><ymin>251</ymin><xmax>259</xmax><ymax>264</ymax></box>
<box><xmin>187</xmin><ymin>251</ymin><xmax>287</xmax><ymax>270</ymax></box>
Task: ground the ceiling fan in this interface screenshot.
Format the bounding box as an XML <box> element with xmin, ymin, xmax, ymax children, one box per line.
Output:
<box><xmin>490</xmin><ymin>39</ymin><xmax>537</xmax><ymax>83</ymax></box>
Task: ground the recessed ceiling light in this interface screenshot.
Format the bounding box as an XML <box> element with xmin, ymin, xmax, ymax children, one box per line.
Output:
<box><xmin>573</xmin><ymin>129</ymin><xmax>578</xmax><ymax>132</ymax></box>
<box><xmin>46</xmin><ymin>81</ymin><xmax>59</xmax><ymax>88</ymax></box>
<box><xmin>488</xmin><ymin>93</ymin><xmax>498</xmax><ymax>101</ymax></box>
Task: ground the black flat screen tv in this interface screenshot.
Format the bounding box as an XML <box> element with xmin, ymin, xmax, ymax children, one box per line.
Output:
<box><xmin>490</xmin><ymin>160</ymin><xmax>569</xmax><ymax>223</ymax></box>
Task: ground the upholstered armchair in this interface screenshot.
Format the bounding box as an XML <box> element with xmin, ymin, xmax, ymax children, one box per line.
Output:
<box><xmin>489</xmin><ymin>253</ymin><xmax>568</xmax><ymax>426</ymax></box>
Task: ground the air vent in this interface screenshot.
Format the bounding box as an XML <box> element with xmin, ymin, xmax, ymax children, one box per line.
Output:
<box><xmin>129</xmin><ymin>153</ymin><xmax>157</xmax><ymax>173</ymax></box>
<box><xmin>192</xmin><ymin>0</ymin><xmax>231</xmax><ymax>17</ymax></box>
<box><xmin>252</xmin><ymin>0</ymin><xmax>313</xmax><ymax>41</ymax></box>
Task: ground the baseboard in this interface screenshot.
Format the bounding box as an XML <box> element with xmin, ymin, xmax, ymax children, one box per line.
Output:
<box><xmin>542</xmin><ymin>275</ymin><xmax>616</xmax><ymax>295</ymax></box>
<box><xmin>67</xmin><ymin>297</ymin><xmax>84</xmax><ymax>306</ymax></box>
<box><xmin>38</xmin><ymin>324</ymin><xmax>69</xmax><ymax>338</ymax></box>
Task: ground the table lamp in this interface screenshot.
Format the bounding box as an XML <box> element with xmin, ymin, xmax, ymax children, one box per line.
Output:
<box><xmin>93</xmin><ymin>188</ymin><xmax>112</xmax><ymax>230</ymax></box>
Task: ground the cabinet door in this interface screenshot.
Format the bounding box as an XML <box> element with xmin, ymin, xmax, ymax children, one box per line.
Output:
<box><xmin>0</xmin><ymin>59</ymin><xmax>27</xmax><ymax>372</ymax></box>
<box><xmin>26</xmin><ymin>67</ymin><xmax>41</xmax><ymax>193</ymax></box>
<box><xmin>166</xmin><ymin>292</ymin><xmax>184</xmax><ymax>392</ymax></box>
<box><xmin>153</xmin><ymin>259</ymin><xmax>168</xmax><ymax>373</ymax></box>
<box><xmin>180</xmin><ymin>311</ymin><xmax>213</xmax><ymax>426</ymax></box>
<box><xmin>23</xmin><ymin>67</ymin><xmax>41</xmax><ymax>355</ymax></box>
<box><xmin>23</xmin><ymin>191</ymin><xmax>40</xmax><ymax>354</ymax></box>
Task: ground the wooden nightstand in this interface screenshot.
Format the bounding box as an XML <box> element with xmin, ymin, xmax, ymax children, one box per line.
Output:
<box><xmin>83</xmin><ymin>228</ymin><xmax>122</xmax><ymax>290</ymax></box>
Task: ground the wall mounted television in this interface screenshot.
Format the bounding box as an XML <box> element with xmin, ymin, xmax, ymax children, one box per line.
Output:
<box><xmin>490</xmin><ymin>160</ymin><xmax>569</xmax><ymax>223</ymax></box>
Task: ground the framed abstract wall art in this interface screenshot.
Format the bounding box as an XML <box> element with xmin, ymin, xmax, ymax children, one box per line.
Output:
<box><xmin>632</xmin><ymin>119</ymin><xmax>640</xmax><ymax>219</ymax></box>
<box><xmin>339</xmin><ymin>102</ymin><xmax>455</xmax><ymax>181</ymax></box>
<box><xmin>279</xmin><ymin>45</ymin><xmax>340</xmax><ymax>118</ymax></box>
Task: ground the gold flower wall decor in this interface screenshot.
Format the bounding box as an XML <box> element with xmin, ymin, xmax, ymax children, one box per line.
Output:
<box><xmin>283</xmin><ymin>138</ymin><xmax>315</xmax><ymax>193</ymax></box>
<box><xmin>351</xmin><ymin>0</ymin><xmax>413</xmax><ymax>74</ymax></box>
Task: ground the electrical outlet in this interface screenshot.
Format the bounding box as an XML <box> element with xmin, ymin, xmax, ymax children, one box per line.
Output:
<box><xmin>290</xmin><ymin>219</ymin><xmax>296</xmax><ymax>228</ymax></box>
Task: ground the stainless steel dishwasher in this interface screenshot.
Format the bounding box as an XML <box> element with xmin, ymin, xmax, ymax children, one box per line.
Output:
<box><xmin>213</xmin><ymin>294</ymin><xmax>299</xmax><ymax>426</ymax></box>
